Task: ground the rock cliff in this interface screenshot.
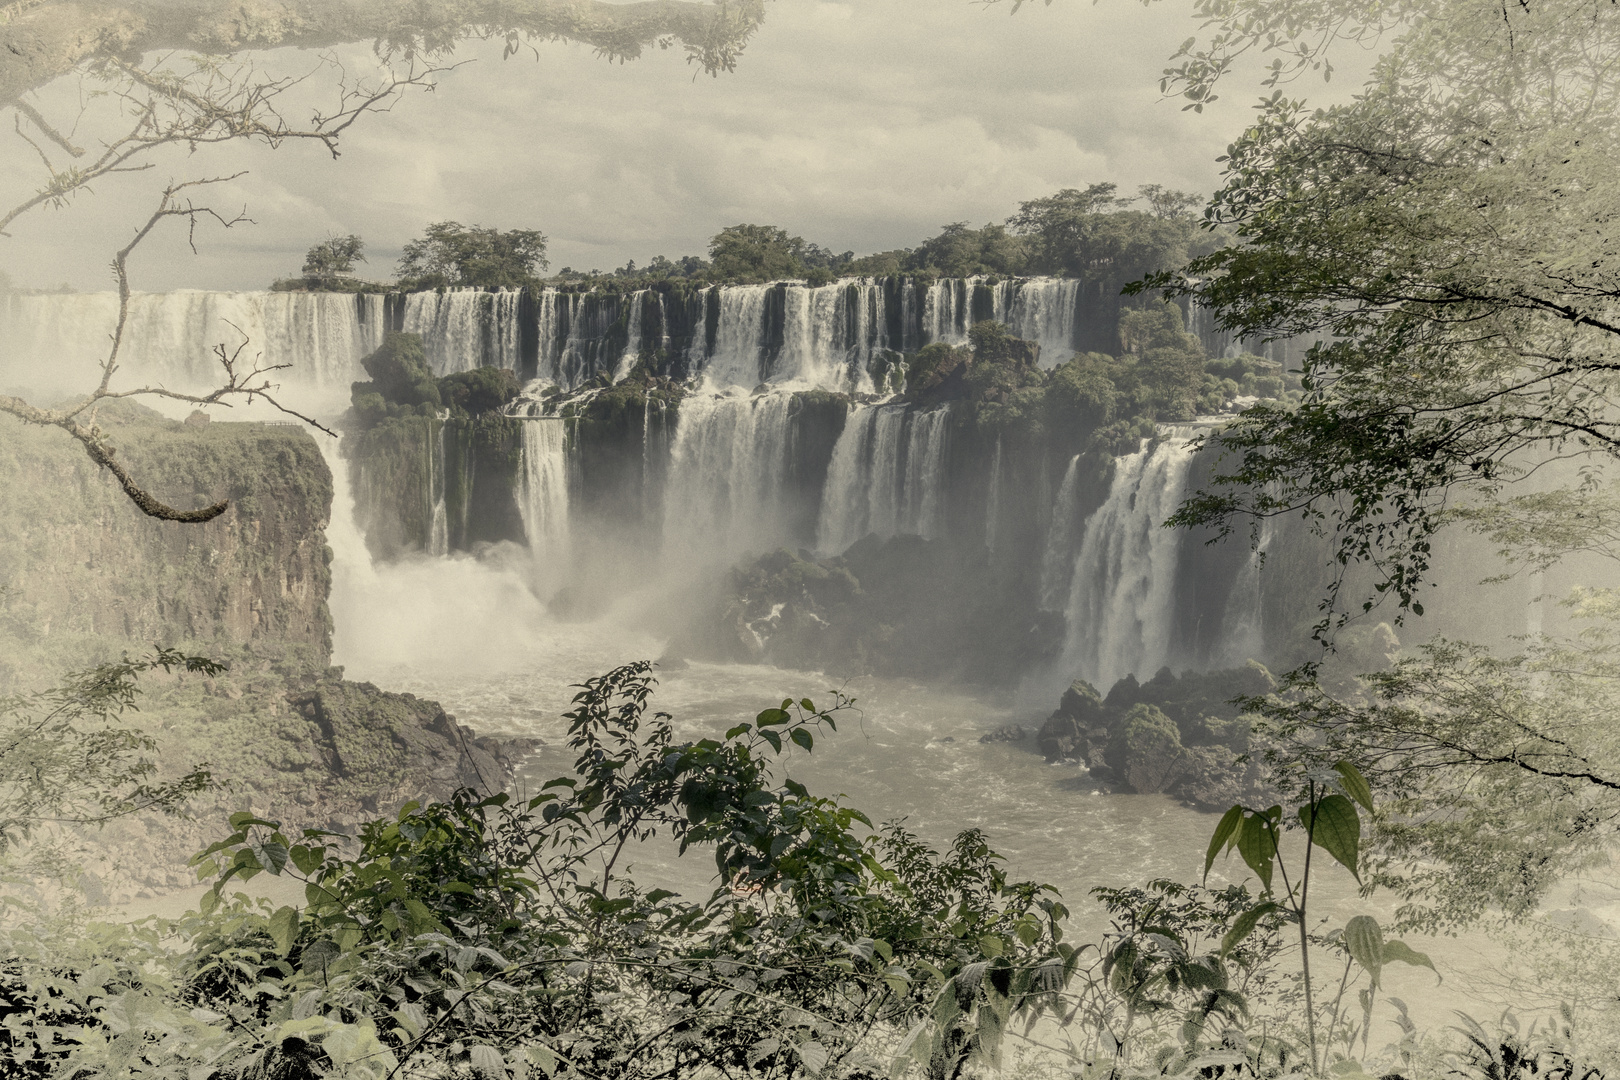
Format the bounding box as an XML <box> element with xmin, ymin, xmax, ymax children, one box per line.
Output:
<box><xmin>0</xmin><ymin>402</ymin><xmax>332</xmax><ymax>688</ymax></box>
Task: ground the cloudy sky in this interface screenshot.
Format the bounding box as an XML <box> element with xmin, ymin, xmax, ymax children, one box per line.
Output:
<box><xmin>1</xmin><ymin>1</ymin><xmax>1356</xmax><ymax>293</ymax></box>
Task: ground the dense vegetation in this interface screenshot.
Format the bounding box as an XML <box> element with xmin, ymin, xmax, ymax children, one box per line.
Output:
<box><xmin>270</xmin><ymin>183</ymin><xmax>1225</xmax><ymax>294</ymax></box>
<box><xmin>10</xmin><ymin>659</ymin><xmax>1576</xmax><ymax>1080</ymax></box>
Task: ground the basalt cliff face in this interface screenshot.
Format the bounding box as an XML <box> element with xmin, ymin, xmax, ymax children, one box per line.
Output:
<box><xmin>0</xmin><ymin>402</ymin><xmax>333</xmax><ymax>687</ymax></box>
<box><xmin>0</xmin><ymin>403</ymin><xmax>529</xmax><ymax>902</ymax></box>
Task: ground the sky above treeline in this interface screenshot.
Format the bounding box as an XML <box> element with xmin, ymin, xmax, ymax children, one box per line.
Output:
<box><xmin>1</xmin><ymin>1</ymin><xmax>1363</xmax><ymax>293</ymax></box>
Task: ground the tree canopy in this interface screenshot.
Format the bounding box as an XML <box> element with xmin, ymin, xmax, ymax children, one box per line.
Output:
<box><xmin>397</xmin><ymin>222</ymin><xmax>550</xmax><ymax>290</ymax></box>
<box><xmin>1138</xmin><ymin>0</ymin><xmax>1620</xmax><ymax>625</ymax></box>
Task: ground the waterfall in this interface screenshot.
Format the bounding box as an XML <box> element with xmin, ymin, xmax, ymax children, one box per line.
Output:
<box><xmin>1006</xmin><ymin>279</ymin><xmax>1080</xmax><ymax>367</ymax></box>
<box><xmin>701</xmin><ymin>285</ymin><xmax>771</xmax><ymax>388</ymax></box>
<box><xmin>1058</xmin><ymin>431</ymin><xmax>1199</xmax><ymax>689</ymax></box>
<box><xmin>817</xmin><ymin>402</ymin><xmax>951</xmax><ymax>554</ymax></box>
<box><xmin>401</xmin><ymin>288</ymin><xmax>523</xmax><ymax>375</ymax></box>
<box><xmin>1216</xmin><ymin>517</ymin><xmax>1275</xmax><ymax>667</ymax></box>
<box><xmin>611</xmin><ymin>290</ymin><xmax>647</xmax><ymax>383</ymax></box>
<box><xmin>663</xmin><ymin>388</ymin><xmax>796</xmax><ymax>563</ymax></box>
<box><xmin>0</xmin><ymin>290</ymin><xmax>382</xmax><ymax>396</ymax></box>
<box><xmin>428</xmin><ymin>421</ymin><xmax>449</xmax><ymax>557</ymax></box>
<box><xmin>1039</xmin><ymin>455</ymin><xmax>1085</xmax><ymax>610</ymax></box>
<box><xmin>520</xmin><ymin>418</ymin><xmax>571</xmax><ymax>580</ymax></box>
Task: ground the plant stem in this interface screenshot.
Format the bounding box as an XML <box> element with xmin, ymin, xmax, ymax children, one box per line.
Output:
<box><xmin>1300</xmin><ymin>782</ymin><xmax>1319</xmax><ymax>1074</ymax></box>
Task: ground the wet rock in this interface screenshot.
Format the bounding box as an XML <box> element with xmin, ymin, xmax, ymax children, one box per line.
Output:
<box><xmin>978</xmin><ymin>723</ymin><xmax>1026</xmax><ymax>744</ymax></box>
<box><xmin>1105</xmin><ymin>704</ymin><xmax>1186</xmax><ymax>795</ymax></box>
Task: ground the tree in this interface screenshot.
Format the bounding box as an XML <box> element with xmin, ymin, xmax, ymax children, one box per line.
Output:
<box><xmin>1137</xmin><ymin>1</ymin><xmax>1620</xmax><ymax>627</ymax></box>
<box><xmin>0</xmin><ymin>0</ymin><xmax>766</xmax><ymax>522</ymax></box>
<box><xmin>396</xmin><ymin>222</ymin><xmax>550</xmax><ymax>289</ymax></box>
<box><xmin>707</xmin><ymin>223</ymin><xmax>810</xmax><ymax>282</ymax></box>
<box><xmin>300</xmin><ymin>233</ymin><xmax>366</xmax><ymax>280</ymax></box>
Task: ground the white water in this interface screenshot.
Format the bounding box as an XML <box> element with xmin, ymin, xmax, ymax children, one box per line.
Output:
<box><xmin>428</xmin><ymin>422</ymin><xmax>450</xmax><ymax>558</ymax></box>
<box><xmin>401</xmin><ymin>288</ymin><xmax>524</xmax><ymax>375</ymax></box>
<box><xmin>817</xmin><ymin>402</ymin><xmax>951</xmax><ymax>554</ymax></box>
<box><xmin>519</xmin><ymin>418</ymin><xmax>571</xmax><ymax>588</ymax></box>
<box><xmin>1</xmin><ymin>277</ymin><xmax>1085</xmax><ymax>402</ymax></box>
<box><xmin>663</xmin><ymin>387</ymin><xmax>796</xmax><ymax>565</ymax></box>
<box><xmin>1039</xmin><ymin>455</ymin><xmax>1086</xmax><ymax>611</ymax></box>
<box><xmin>0</xmin><ymin>290</ymin><xmax>384</xmax><ymax>397</ymax></box>
<box><xmin>1216</xmin><ymin>517</ymin><xmax>1275</xmax><ymax>668</ymax></box>
<box><xmin>1059</xmin><ymin>431</ymin><xmax>1200</xmax><ymax>690</ymax></box>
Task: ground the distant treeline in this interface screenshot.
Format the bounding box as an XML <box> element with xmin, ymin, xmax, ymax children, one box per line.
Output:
<box><xmin>273</xmin><ymin>183</ymin><xmax>1228</xmax><ymax>293</ymax></box>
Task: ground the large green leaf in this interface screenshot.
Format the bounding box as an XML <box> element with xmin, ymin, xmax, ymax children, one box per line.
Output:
<box><xmin>1382</xmin><ymin>940</ymin><xmax>1440</xmax><ymax>981</ymax></box>
<box><xmin>1300</xmin><ymin>793</ymin><xmax>1361</xmax><ymax>883</ymax></box>
<box><xmin>1236</xmin><ymin>811</ymin><xmax>1278</xmax><ymax>891</ymax></box>
<box><xmin>267</xmin><ymin>904</ymin><xmax>300</xmax><ymax>956</ymax></box>
<box><xmin>1343</xmin><ymin>914</ymin><xmax>1384</xmax><ymax>988</ymax></box>
<box><xmin>1333</xmin><ymin>760</ymin><xmax>1375</xmax><ymax>812</ymax></box>
<box><xmin>1205</xmin><ymin>804</ymin><xmax>1244</xmax><ymax>881</ymax></box>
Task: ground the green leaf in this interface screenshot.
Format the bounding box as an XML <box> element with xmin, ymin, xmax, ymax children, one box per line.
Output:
<box><xmin>758</xmin><ymin>729</ymin><xmax>782</xmax><ymax>752</ymax></box>
<box><xmin>725</xmin><ymin>724</ymin><xmax>751</xmax><ymax>740</ymax></box>
<box><xmin>1236</xmin><ymin>812</ymin><xmax>1277</xmax><ymax>891</ymax></box>
<box><xmin>756</xmin><ymin>708</ymin><xmax>790</xmax><ymax>727</ymax></box>
<box><xmin>470</xmin><ymin>1044</ymin><xmax>507</xmax><ymax>1079</ymax></box>
<box><xmin>1382</xmin><ymin>940</ymin><xmax>1440</xmax><ymax>981</ymax></box>
<box><xmin>526</xmin><ymin>1046</ymin><xmax>559</xmax><ymax>1077</ymax></box>
<box><xmin>267</xmin><ymin>905</ymin><xmax>300</xmax><ymax>955</ymax></box>
<box><xmin>1205</xmin><ymin>805</ymin><xmax>1243</xmax><ymax>881</ymax></box>
<box><xmin>1343</xmin><ymin>914</ymin><xmax>1384</xmax><ymax>989</ymax></box>
<box><xmin>978</xmin><ymin>934</ymin><xmax>1005</xmax><ymax>958</ymax></box>
<box><xmin>1220</xmin><ymin>900</ymin><xmax>1282</xmax><ymax>958</ymax></box>
<box><xmin>1333</xmin><ymin>761</ymin><xmax>1374</xmax><ymax>812</ymax></box>
<box><xmin>790</xmin><ymin>728</ymin><xmax>814</xmax><ymax>751</ymax></box>
<box><xmin>1300</xmin><ymin>793</ymin><xmax>1361</xmax><ymax>883</ymax></box>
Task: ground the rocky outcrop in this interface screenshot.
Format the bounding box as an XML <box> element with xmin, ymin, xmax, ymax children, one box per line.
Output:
<box><xmin>288</xmin><ymin>680</ymin><xmax>524</xmax><ymax>806</ymax></box>
<box><xmin>1036</xmin><ymin>662</ymin><xmax>1277</xmax><ymax>810</ymax></box>
<box><xmin>81</xmin><ymin>669</ymin><xmax>536</xmax><ymax>903</ymax></box>
<box><xmin>0</xmin><ymin>401</ymin><xmax>332</xmax><ymax>690</ymax></box>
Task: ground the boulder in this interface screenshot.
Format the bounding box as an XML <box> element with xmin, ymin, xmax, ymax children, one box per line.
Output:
<box><xmin>1105</xmin><ymin>703</ymin><xmax>1186</xmax><ymax>794</ymax></box>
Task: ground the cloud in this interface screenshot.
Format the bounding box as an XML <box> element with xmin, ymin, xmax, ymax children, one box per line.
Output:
<box><xmin>0</xmin><ymin>2</ymin><xmax>1350</xmax><ymax>291</ymax></box>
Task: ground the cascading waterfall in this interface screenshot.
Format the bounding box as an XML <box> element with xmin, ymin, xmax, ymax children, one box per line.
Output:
<box><xmin>1058</xmin><ymin>430</ymin><xmax>1200</xmax><ymax>690</ymax></box>
<box><xmin>428</xmin><ymin>421</ymin><xmax>449</xmax><ymax>557</ymax></box>
<box><xmin>817</xmin><ymin>402</ymin><xmax>951</xmax><ymax>554</ymax></box>
<box><xmin>2</xmin><ymin>276</ymin><xmax>1086</xmax><ymax>399</ymax></box>
<box><xmin>1039</xmin><ymin>455</ymin><xmax>1085</xmax><ymax>610</ymax></box>
<box><xmin>611</xmin><ymin>290</ymin><xmax>648</xmax><ymax>382</ymax></box>
<box><xmin>663</xmin><ymin>388</ymin><xmax>796</xmax><ymax>563</ymax></box>
<box><xmin>520</xmin><ymin>418</ymin><xmax>571</xmax><ymax>579</ymax></box>
<box><xmin>701</xmin><ymin>285</ymin><xmax>772</xmax><ymax>388</ymax></box>
<box><xmin>401</xmin><ymin>288</ymin><xmax>523</xmax><ymax>375</ymax></box>
<box><xmin>0</xmin><ymin>290</ymin><xmax>383</xmax><ymax>394</ymax></box>
<box><xmin>1216</xmin><ymin>518</ymin><xmax>1274</xmax><ymax>667</ymax></box>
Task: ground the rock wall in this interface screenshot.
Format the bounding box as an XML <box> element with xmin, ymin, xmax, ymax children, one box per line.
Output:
<box><xmin>0</xmin><ymin>403</ymin><xmax>333</xmax><ymax>688</ymax></box>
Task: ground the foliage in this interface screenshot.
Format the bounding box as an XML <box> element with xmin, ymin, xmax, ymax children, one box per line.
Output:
<box><xmin>0</xmin><ymin>649</ymin><xmax>217</xmax><ymax>867</ymax></box>
<box><xmin>1238</xmin><ymin>616</ymin><xmax>1620</xmax><ymax>933</ymax></box>
<box><xmin>438</xmin><ymin>366</ymin><xmax>521</xmax><ymax>418</ymax></box>
<box><xmin>350</xmin><ymin>332</ymin><xmax>442</xmax><ymax>425</ymax></box>
<box><xmin>398</xmin><ymin>221</ymin><xmax>549</xmax><ymax>289</ymax></box>
<box><xmin>1145</xmin><ymin>1</ymin><xmax>1620</xmax><ymax>630</ymax></box>
<box><xmin>705</xmin><ymin>224</ymin><xmax>853</xmax><ymax>284</ymax></box>
<box><xmin>28</xmin><ymin>664</ymin><xmax>1076</xmax><ymax>1080</ymax></box>
<box><xmin>301</xmin><ymin>234</ymin><xmax>366</xmax><ymax>280</ymax></box>
<box><xmin>1205</xmin><ymin>760</ymin><xmax>1439</xmax><ymax>1075</ymax></box>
